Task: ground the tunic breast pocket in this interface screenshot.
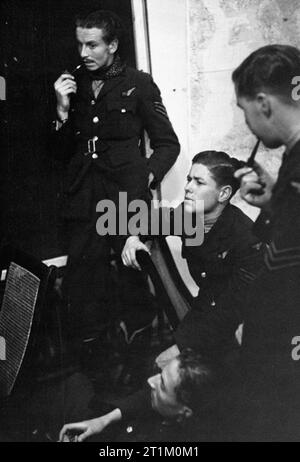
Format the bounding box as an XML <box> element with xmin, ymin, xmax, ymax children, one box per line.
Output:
<box><xmin>106</xmin><ymin>100</ymin><xmax>137</xmax><ymax>138</ymax></box>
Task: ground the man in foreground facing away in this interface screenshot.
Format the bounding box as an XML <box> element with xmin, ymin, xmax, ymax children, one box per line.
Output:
<box><xmin>229</xmin><ymin>44</ymin><xmax>300</xmax><ymax>441</ymax></box>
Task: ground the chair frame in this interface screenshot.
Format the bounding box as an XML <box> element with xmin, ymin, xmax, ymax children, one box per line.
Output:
<box><xmin>136</xmin><ymin>237</ymin><xmax>194</xmax><ymax>329</ymax></box>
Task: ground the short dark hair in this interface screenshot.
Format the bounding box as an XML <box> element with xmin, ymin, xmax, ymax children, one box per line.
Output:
<box><xmin>232</xmin><ymin>44</ymin><xmax>300</xmax><ymax>101</ymax></box>
<box><xmin>192</xmin><ymin>150</ymin><xmax>244</xmax><ymax>197</ymax></box>
<box><xmin>175</xmin><ymin>349</ymin><xmax>219</xmax><ymax>413</ymax></box>
<box><xmin>75</xmin><ymin>9</ymin><xmax>126</xmax><ymax>56</ymax></box>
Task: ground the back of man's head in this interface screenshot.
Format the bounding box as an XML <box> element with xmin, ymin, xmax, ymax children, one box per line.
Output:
<box><xmin>232</xmin><ymin>44</ymin><xmax>300</xmax><ymax>103</ymax></box>
<box><xmin>175</xmin><ymin>349</ymin><xmax>224</xmax><ymax>416</ymax></box>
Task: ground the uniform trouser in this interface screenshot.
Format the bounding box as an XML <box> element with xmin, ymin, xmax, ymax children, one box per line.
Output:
<box><xmin>62</xmin><ymin>225</ymin><xmax>155</xmax><ymax>341</ymax></box>
<box><xmin>61</xmin><ymin>165</ymin><xmax>155</xmax><ymax>342</ymax></box>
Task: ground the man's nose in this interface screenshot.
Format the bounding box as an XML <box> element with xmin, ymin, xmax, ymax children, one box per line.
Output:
<box><xmin>185</xmin><ymin>180</ymin><xmax>193</xmax><ymax>193</ymax></box>
<box><xmin>80</xmin><ymin>44</ymin><xmax>89</xmax><ymax>58</ymax></box>
<box><xmin>147</xmin><ymin>374</ymin><xmax>159</xmax><ymax>389</ymax></box>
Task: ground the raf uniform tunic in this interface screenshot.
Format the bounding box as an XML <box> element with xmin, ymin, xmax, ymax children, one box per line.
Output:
<box><xmin>229</xmin><ymin>141</ymin><xmax>300</xmax><ymax>441</ymax></box>
<box><xmin>51</xmin><ymin>65</ymin><xmax>180</xmax><ymax>340</ymax></box>
<box><xmin>139</xmin><ymin>202</ymin><xmax>264</xmax><ymax>357</ymax></box>
<box><xmin>174</xmin><ymin>204</ymin><xmax>264</xmax><ymax>357</ymax></box>
<box><xmin>89</xmin><ymin>388</ymin><xmax>215</xmax><ymax>442</ymax></box>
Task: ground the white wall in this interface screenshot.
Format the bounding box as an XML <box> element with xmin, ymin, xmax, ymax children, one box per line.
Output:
<box><xmin>132</xmin><ymin>0</ymin><xmax>198</xmax><ymax>294</ymax></box>
<box><xmin>145</xmin><ymin>0</ymin><xmax>198</xmax><ymax>295</ymax></box>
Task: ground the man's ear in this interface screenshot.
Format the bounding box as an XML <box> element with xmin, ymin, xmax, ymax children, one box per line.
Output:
<box><xmin>218</xmin><ymin>185</ymin><xmax>232</xmax><ymax>203</ymax></box>
<box><xmin>176</xmin><ymin>406</ymin><xmax>193</xmax><ymax>422</ymax></box>
<box><xmin>256</xmin><ymin>92</ymin><xmax>271</xmax><ymax>118</ymax></box>
<box><xmin>108</xmin><ymin>38</ymin><xmax>119</xmax><ymax>55</ymax></box>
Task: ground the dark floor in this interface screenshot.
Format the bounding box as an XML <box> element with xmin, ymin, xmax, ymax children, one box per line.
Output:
<box><xmin>0</xmin><ymin>316</ymin><xmax>174</xmax><ymax>442</ymax></box>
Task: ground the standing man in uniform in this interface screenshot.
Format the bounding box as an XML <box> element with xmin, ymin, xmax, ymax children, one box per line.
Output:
<box><xmin>231</xmin><ymin>44</ymin><xmax>300</xmax><ymax>441</ymax></box>
<box><xmin>52</xmin><ymin>10</ymin><xmax>180</xmax><ymax>364</ymax></box>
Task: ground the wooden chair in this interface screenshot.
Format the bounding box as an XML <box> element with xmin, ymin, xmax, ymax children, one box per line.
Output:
<box><xmin>136</xmin><ymin>237</ymin><xmax>194</xmax><ymax>330</ymax></box>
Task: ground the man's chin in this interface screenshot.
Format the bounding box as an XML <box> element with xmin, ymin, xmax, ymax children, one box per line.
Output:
<box><xmin>261</xmin><ymin>137</ymin><xmax>283</xmax><ymax>149</ymax></box>
<box><xmin>269</xmin><ymin>141</ymin><xmax>283</xmax><ymax>149</ymax></box>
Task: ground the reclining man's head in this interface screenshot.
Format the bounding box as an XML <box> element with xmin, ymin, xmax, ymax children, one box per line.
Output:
<box><xmin>147</xmin><ymin>348</ymin><xmax>218</xmax><ymax>422</ymax></box>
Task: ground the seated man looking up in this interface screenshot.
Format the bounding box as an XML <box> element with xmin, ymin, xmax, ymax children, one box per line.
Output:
<box><xmin>122</xmin><ymin>151</ymin><xmax>264</xmax><ymax>361</ymax></box>
<box><xmin>59</xmin><ymin>349</ymin><xmax>220</xmax><ymax>442</ymax></box>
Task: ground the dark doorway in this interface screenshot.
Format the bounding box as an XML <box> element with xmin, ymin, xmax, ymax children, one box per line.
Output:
<box><xmin>0</xmin><ymin>0</ymin><xmax>135</xmax><ymax>259</ymax></box>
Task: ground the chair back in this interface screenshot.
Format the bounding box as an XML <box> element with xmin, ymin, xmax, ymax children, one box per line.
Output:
<box><xmin>136</xmin><ymin>238</ymin><xmax>193</xmax><ymax>329</ymax></box>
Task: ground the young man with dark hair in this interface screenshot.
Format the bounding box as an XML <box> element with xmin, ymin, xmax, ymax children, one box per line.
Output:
<box><xmin>230</xmin><ymin>44</ymin><xmax>300</xmax><ymax>441</ymax></box>
<box><xmin>51</xmin><ymin>10</ymin><xmax>180</xmax><ymax>360</ymax></box>
<box><xmin>74</xmin><ymin>10</ymin><xmax>127</xmax><ymax>62</ymax></box>
<box><xmin>122</xmin><ymin>151</ymin><xmax>263</xmax><ymax>361</ymax></box>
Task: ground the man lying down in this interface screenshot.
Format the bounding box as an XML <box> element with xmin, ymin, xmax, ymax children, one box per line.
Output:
<box><xmin>59</xmin><ymin>349</ymin><xmax>227</xmax><ymax>442</ymax></box>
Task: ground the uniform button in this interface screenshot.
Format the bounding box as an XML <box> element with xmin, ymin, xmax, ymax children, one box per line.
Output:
<box><xmin>211</xmin><ymin>300</ymin><xmax>216</xmax><ymax>307</ymax></box>
<box><xmin>121</xmin><ymin>108</ymin><xmax>126</xmax><ymax>113</ymax></box>
<box><xmin>91</xmin><ymin>100</ymin><xmax>96</xmax><ymax>105</ymax></box>
<box><xmin>93</xmin><ymin>116</ymin><xmax>99</xmax><ymax>123</ymax></box>
<box><xmin>201</xmin><ymin>272</ymin><xmax>206</xmax><ymax>278</ymax></box>
<box><xmin>265</xmin><ymin>219</ymin><xmax>270</xmax><ymax>225</ymax></box>
<box><xmin>92</xmin><ymin>153</ymin><xmax>98</xmax><ymax>159</ymax></box>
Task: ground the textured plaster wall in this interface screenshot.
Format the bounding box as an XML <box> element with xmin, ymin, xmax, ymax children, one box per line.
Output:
<box><xmin>188</xmin><ymin>0</ymin><xmax>300</xmax><ymax>218</ymax></box>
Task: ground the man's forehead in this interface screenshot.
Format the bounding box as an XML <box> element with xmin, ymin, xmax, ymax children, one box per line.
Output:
<box><xmin>236</xmin><ymin>95</ymin><xmax>249</xmax><ymax>109</ymax></box>
<box><xmin>235</xmin><ymin>92</ymin><xmax>243</xmax><ymax>107</ymax></box>
<box><xmin>163</xmin><ymin>358</ymin><xmax>180</xmax><ymax>389</ymax></box>
<box><xmin>189</xmin><ymin>163</ymin><xmax>209</xmax><ymax>177</ymax></box>
<box><xmin>234</xmin><ymin>86</ymin><xmax>247</xmax><ymax>107</ymax></box>
<box><xmin>76</xmin><ymin>27</ymin><xmax>104</xmax><ymax>42</ymax></box>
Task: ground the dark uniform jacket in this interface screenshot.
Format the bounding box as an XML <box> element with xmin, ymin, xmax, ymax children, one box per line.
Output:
<box><xmin>51</xmin><ymin>65</ymin><xmax>180</xmax><ymax>222</ymax></box>
<box><xmin>175</xmin><ymin>203</ymin><xmax>264</xmax><ymax>355</ymax></box>
<box><xmin>49</xmin><ymin>64</ymin><xmax>180</xmax><ymax>339</ymax></box>
<box><xmin>90</xmin><ymin>388</ymin><xmax>214</xmax><ymax>442</ymax></box>
<box><xmin>231</xmin><ymin>141</ymin><xmax>300</xmax><ymax>441</ymax></box>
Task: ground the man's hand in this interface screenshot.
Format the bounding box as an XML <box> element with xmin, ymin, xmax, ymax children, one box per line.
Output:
<box><xmin>59</xmin><ymin>409</ymin><xmax>122</xmax><ymax>442</ymax></box>
<box><xmin>234</xmin><ymin>162</ymin><xmax>275</xmax><ymax>209</ymax></box>
<box><xmin>54</xmin><ymin>72</ymin><xmax>77</xmax><ymax>120</ymax></box>
<box><xmin>121</xmin><ymin>236</ymin><xmax>150</xmax><ymax>270</ymax></box>
<box><xmin>59</xmin><ymin>417</ymin><xmax>106</xmax><ymax>442</ymax></box>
